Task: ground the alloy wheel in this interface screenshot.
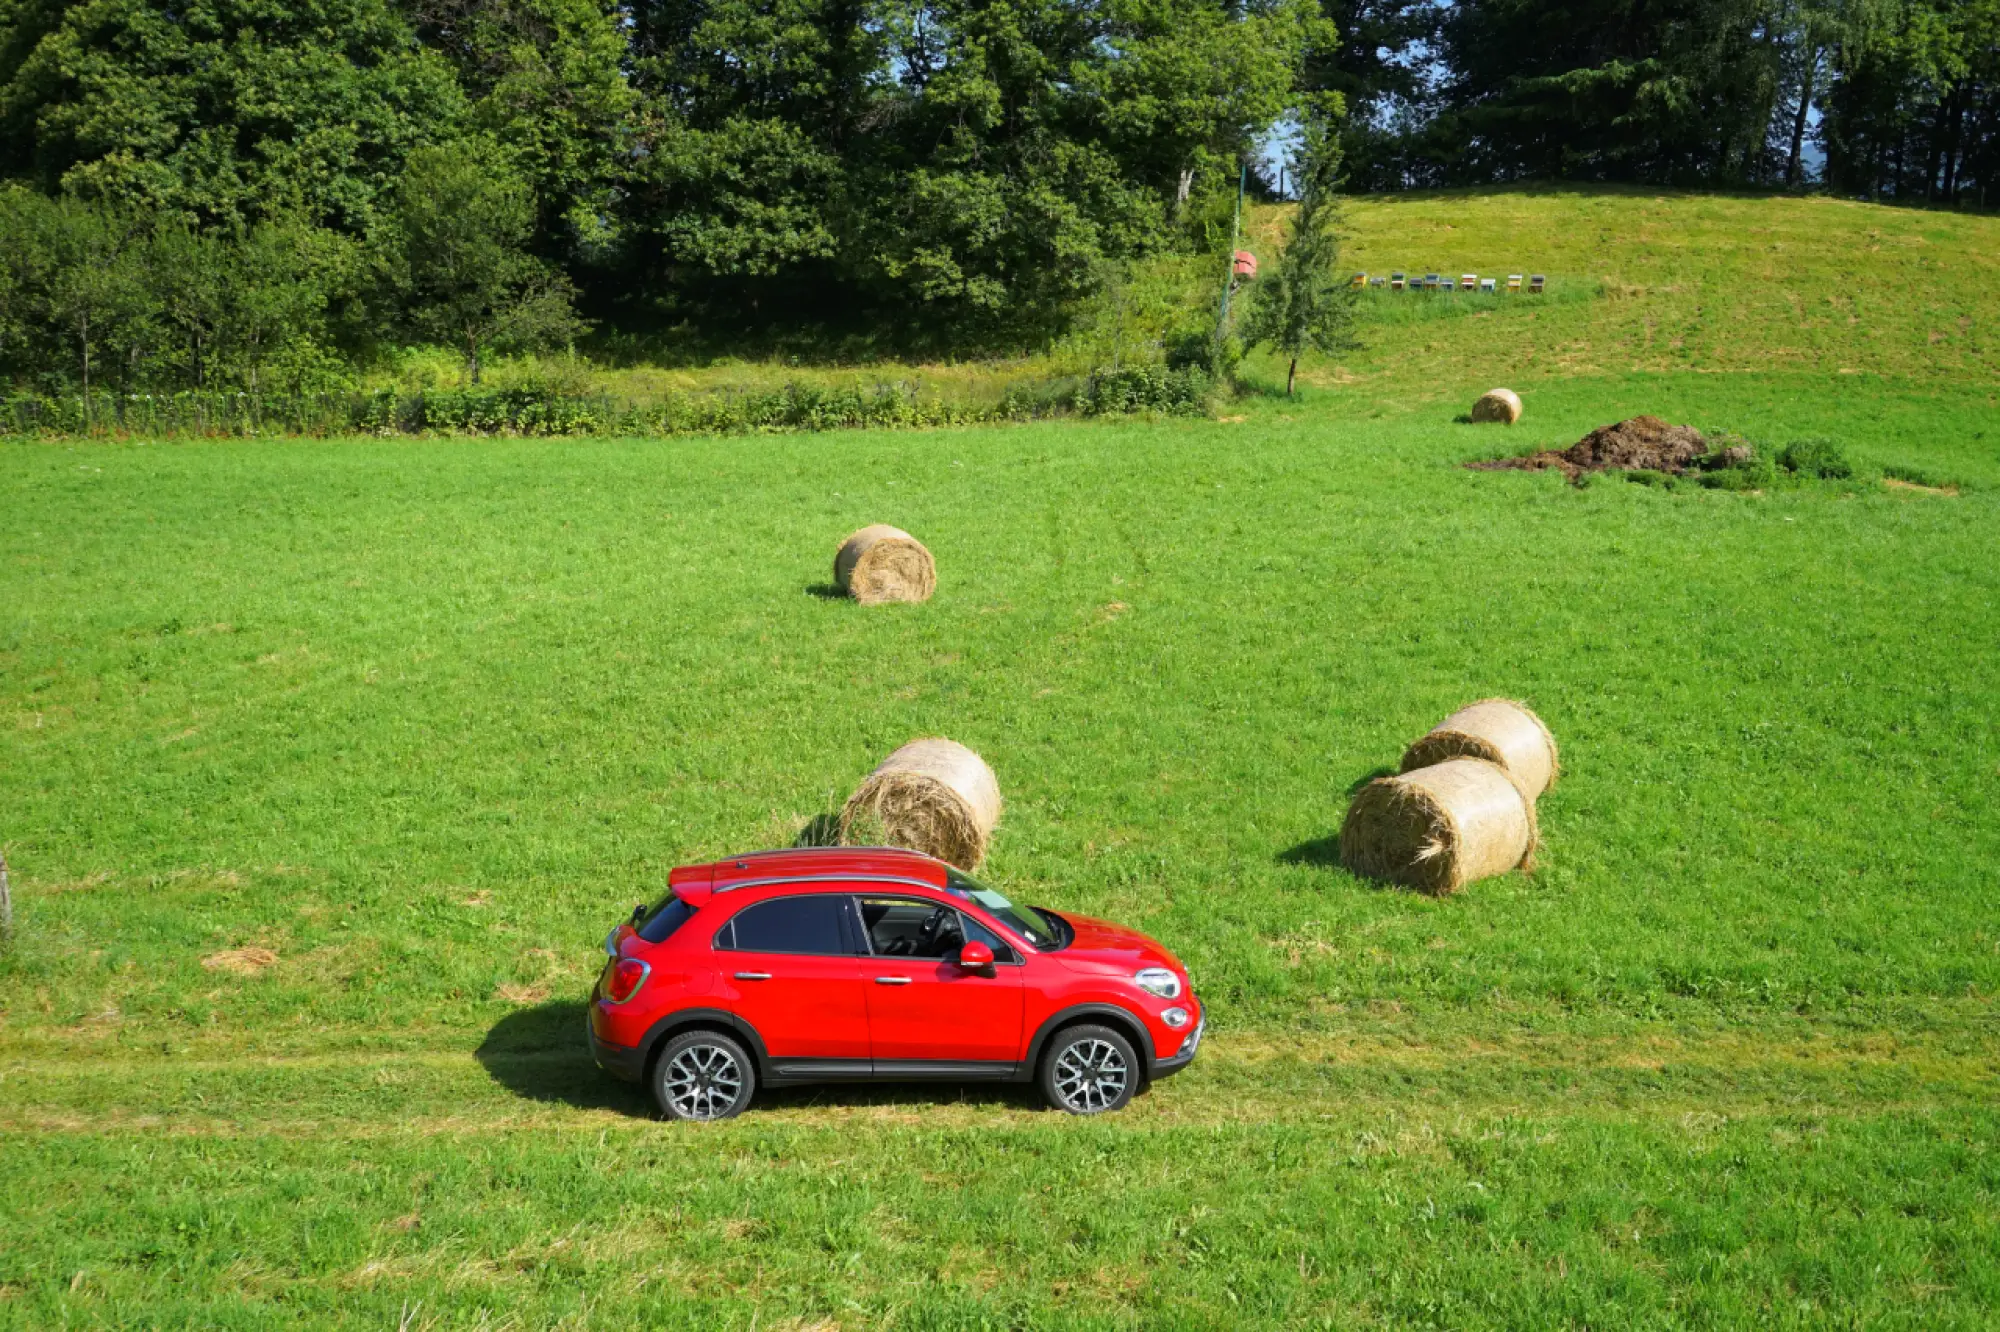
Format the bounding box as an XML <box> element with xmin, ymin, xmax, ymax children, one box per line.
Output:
<box><xmin>663</xmin><ymin>1042</ymin><xmax>744</xmax><ymax>1120</ymax></box>
<box><xmin>1052</xmin><ymin>1037</ymin><xmax>1129</xmax><ymax>1113</ymax></box>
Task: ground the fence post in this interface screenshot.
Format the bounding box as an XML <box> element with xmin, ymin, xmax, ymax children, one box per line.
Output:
<box><xmin>1</xmin><ymin>847</ymin><xmax>13</xmax><ymax>950</ymax></box>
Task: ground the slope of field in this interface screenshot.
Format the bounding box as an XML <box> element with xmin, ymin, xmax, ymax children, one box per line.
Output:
<box><xmin>3</xmin><ymin>193</ymin><xmax>1999</xmax><ymax>1328</ymax></box>
<box><xmin>1253</xmin><ymin>186</ymin><xmax>2000</xmax><ymax>390</ymax></box>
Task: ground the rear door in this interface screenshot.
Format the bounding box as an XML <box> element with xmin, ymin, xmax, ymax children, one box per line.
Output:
<box><xmin>714</xmin><ymin>893</ymin><xmax>870</xmax><ymax>1064</ymax></box>
<box><xmin>858</xmin><ymin>896</ymin><xmax>1025</xmax><ymax>1069</ymax></box>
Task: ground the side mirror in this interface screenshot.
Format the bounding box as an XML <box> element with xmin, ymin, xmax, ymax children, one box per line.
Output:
<box><xmin>956</xmin><ymin>941</ymin><xmax>995</xmax><ymax>975</ymax></box>
<box><xmin>631</xmin><ymin>903</ymin><xmax>647</xmax><ymax>921</ymax></box>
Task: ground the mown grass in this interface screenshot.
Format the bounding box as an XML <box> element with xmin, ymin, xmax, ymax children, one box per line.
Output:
<box><xmin>4</xmin><ymin>191</ymin><xmax>2000</xmax><ymax>1328</ymax></box>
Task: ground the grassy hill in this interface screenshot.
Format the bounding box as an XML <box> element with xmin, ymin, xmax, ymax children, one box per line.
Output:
<box><xmin>2</xmin><ymin>190</ymin><xmax>1997</xmax><ymax>1327</ymax></box>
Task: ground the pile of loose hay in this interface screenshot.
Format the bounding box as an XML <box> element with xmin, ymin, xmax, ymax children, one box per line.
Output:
<box><xmin>834</xmin><ymin>525</ymin><xmax>936</xmax><ymax>605</ymax></box>
<box><xmin>1401</xmin><ymin>698</ymin><xmax>1560</xmax><ymax>799</ymax></box>
<box><xmin>1339</xmin><ymin>758</ymin><xmax>1537</xmax><ymax>895</ymax></box>
<box><xmin>202</xmin><ymin>946</ymin><xmax>279</xmax><ymax>975</ymax></box>
<box><xmin>1470</xmin><ymin>388</ymin><xmax>1523</xmax><ymax>424</ymax></box>
<box><xmin>1467</xmin><ymin>415</ymin><xmax>1709</xmax><ymax>484</ymax></box>
<box><xmin>841</xmin><ymin>738</ymin><xmax>1001</xmax><ymax>869</ymax></box>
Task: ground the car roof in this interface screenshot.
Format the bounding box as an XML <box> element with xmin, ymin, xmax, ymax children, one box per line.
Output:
<box><xmin>697</xmin><ymin>846</ymin><xmax>953</xmax><ymax>895</ymax></box>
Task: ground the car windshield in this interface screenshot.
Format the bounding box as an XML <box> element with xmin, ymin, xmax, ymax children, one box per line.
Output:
<box><xmin>943</xmin><ymin>869</ymin><xmax>1066</xmax><ymax>951</ymax></box>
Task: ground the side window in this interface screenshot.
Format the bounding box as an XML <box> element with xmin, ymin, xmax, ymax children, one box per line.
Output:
<box><xmin>718</xmin><ymin>895</ymin><xmax>855</xmax><ymax>956</ymax></box>
<box><xmin>959</xmin><ymin>912</ymin><xmax>1021</xmax><ymax>965</ymax></box>
<box><xmin>860</xmin><ymin>897</ymin><xmax>1019</xmax><ymax>963</ymax></box>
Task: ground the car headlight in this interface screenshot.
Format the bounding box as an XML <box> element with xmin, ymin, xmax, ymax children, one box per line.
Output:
<box><xmin>1134</xmin><ymin>967</ymin><xmax>1182</xmax><ymax>999</ymax></box>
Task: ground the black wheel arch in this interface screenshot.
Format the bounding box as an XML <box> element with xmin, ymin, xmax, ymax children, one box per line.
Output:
<box><xmin>1020</xmin><ymin>1003</ymin><xmax>1153</xmax><ymax>1084</ymax></box>
<box><xmin>637</xmin><ymin>1008</ymin><xmax>772</xmax><ymax>1082</ymax></box>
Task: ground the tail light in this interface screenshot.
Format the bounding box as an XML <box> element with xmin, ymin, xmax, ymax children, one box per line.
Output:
<box><xmin>601</xmin><ymin>957</ymin><xmax>651</xmax><ymax>1005</ymax></box>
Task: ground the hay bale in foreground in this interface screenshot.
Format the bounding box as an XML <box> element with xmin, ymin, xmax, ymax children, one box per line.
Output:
<box><xmin>1340</xmin><ymin>758</ymin><xmax>1536</xmax><ymax>895</ymax></box>
<box><xmin>841</xmin><ymin>738</ymin><xmax>1001</xmax><ymax>869</ymax></box>
<box><xmin>1471</xmin><ymin>388</ymin><xmax>1523</xmax><ymax>425</ymax></box>
<box><xmin>834</xmin><ymin>525</ymin><xmax>936</xmax><ymax>605</ymax></box>
<box><xmin>1401</xmin><ymin>698</ymin><xmax>1560</xmax><ymax>798</ymax></box>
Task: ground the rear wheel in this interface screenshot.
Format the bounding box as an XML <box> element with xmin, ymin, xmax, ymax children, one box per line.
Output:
<box><xmin>651</xmin><ymin>1030</ymin><xmax>756</xmax><ymax>1121</ymax></box>
<box><xmin>1039</xmin><ymin>1024</ymin><xmax>1138</xmax><ymax>1115</ymax></box>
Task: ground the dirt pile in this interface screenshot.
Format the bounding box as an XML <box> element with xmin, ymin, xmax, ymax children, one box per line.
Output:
<box><xmin>1468</xmin><ymin>416</ymin><xmax>1710</xmax><ymax>483</ymax></box>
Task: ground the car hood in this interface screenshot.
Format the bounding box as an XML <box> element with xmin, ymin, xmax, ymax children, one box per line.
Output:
<box><xmin>1049</xmin><ymin>911</ymin><xmax>1185</xmax><ymax>977</ymax></box>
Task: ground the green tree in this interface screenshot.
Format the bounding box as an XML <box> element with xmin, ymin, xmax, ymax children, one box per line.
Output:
<box><xmin>1240</xmin><ymin>120</ymin><xmax>1359</xmax><ymax>397</ymax></box>
<box><xmin>382</xmin><ymin>144</ymin><xmax>587</xmax><ymax>383</ymax></box>
<box><xmin>0</xmin><ymin>188</ymin><xmax>151</xmax><ymax>400</ymax></box>
<box><xmin>0</xmin><ymin>0</ymin><xmax>467</xmax><ymax>230</ymax></box>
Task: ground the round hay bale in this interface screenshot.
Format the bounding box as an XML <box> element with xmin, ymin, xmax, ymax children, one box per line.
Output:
<box><xmin>1471</xmin><ymin>388</ymin><xmax>1523</xmax><ymax>425</ymax></box>
<box><xmin>1339</xmin><ymin>758</ymin><xmax>1537</xmax><ymax>895</ymax></box>
<box><xmin>840</xmin><ymin>738</ymin><xmax>1001</xmax><ymax>869</ymax></box>
<box><xmin>834</xmin><ymin>525</ymin><xmax>936</xmax><ymax>605</ymax></box>
<box><xmin>1400</xmin><ymin>698</ymin><xmax>1560</xmax><ymax>798</ymax></box>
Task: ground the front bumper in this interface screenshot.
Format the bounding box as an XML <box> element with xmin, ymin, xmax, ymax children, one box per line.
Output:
<box><xmin>1148</xmin><ymin>1001</ymin><xmax>1204</xmax><ymax>1080</ymax></box>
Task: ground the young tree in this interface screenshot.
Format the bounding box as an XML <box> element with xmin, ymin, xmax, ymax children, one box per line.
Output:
<box><xmin>383</xmin><ymin>144</ymin><xmax>587</xmax><ymax>382</ymax></box>
<box><xmin>1241</xmin><ymin>119</ymin><xmax>1360</xmax><ymax>397</ymax></box>
<box><xmin>0</xmin><ymin>190</ymin><xmax>152</xmax><ymax>400</ymax></box>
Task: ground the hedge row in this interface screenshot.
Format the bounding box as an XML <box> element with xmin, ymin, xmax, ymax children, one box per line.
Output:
<box><xmin>2</xmin><ymin>368</ymin><xmax>1216</xmax><ymax>440</ymax></box>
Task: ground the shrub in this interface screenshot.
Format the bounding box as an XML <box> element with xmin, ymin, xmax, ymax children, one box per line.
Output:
<box><xmin>1778</xmin><ymin>438</ymin><xmax>1852</xmax><ymax>479</ymax></box>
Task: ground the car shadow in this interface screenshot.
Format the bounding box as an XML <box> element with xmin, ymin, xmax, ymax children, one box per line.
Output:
<box><xmin>478</xmin><ymin>999</ymin><xmax>1051</xmax><ymax>1118</ymax></box>
<box><xmin>475</xmin><ymin>999</ymin><xmax>652</xmax><ymax>1116</ymax></box>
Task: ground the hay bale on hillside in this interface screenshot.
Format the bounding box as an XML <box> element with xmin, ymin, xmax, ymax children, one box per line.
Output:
<box><xmin>1471</xmin><ymin>388</ymin><xmax>1523</xmax><ymax>425</ymax></box>
<box><xmin>841</xmin><ymin>738</ymin><xmax>1001</xmax><ymax>869</ymax></box>
<box><xmin>834</xmin><ymin>525</ymin><xmax>936</xmax><ymax>605</ymax></box>
<box><xmin>1401</xmin><ymin>698</ymin><xmax>1560</xmax><ymax>799</ymax></box>
<box><xmin>1340</xmin><ymin>759</ymin><xmax>1536</xmax><ymax>895</ymax></box>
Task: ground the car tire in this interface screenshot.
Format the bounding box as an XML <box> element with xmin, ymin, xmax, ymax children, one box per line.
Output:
<box><xmin>1038</xmin><ymin>1024</ymin><xmax>1139</xmax><ymax>1115</ymax></box>
<box><xmin>650</xmin><ymin>1030</ymin><xmax>756</xmax><ymax>1121</ymax></box>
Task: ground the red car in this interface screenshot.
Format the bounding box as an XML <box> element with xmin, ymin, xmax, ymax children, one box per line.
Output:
<box><xmin>589</xmin><ymin>846</ymin><xmax>1203</xmax><ymax>1119</ymax></box>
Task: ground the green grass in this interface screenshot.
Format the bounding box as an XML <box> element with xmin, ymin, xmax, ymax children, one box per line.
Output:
<box><xmin>4</xmin><ymin>190</ymin><xmax>2000</xmax><ymax>1327</ymax></box>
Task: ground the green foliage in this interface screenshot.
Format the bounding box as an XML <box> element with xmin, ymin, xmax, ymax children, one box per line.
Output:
<box><xmin>1239</xmin><ymin>116</ymin><xmax>1360</xmax><ymax>393</ymax></box>
<box><xmin>1696</xmin><ymin>449</ymin><xmax>1780</xmax><ymax>490</ymax></box>
<box><xmin>381</xmin><ymin>144</ymin><xmax>589</xmax><ymax>383</ymax></box>
<box><xmin>0</xmin><ymin>0</ymin><xmax>468</xmax><ymax>229</ymax></box>
<box><xmin>1779</xmin><ymin>436</ymin><xmax>1855</xmax><ymax>478</ymax></box>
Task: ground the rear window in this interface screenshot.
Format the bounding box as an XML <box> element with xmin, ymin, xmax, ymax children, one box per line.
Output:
<box><xmin>718</xmin><ymin>895</ymin><xmax>855</xmax><ymax>955</ymax></box>
<box><xmin>636</xmin><ymin>895</ymin><xmax>697</xmax><ymax>944</ymax></box>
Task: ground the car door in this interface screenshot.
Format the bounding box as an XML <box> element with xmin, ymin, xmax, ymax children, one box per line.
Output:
<box><xmin>857</xmin><ymin>896</ymin><xmax>1025</xmax><ymax>1070</ymax></box>
<box><xmin>714</xmin><ymin>893</ymin><xmax>870</xmax><ymax>1067</ymax></box>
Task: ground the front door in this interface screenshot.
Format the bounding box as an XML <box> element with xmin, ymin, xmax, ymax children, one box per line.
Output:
<box><xmin>715</xmin><ymin>893</ymin><xmax>869</xmax><ymax>1062</ymax></box>
<box><xmin>858</xmin><ymin>896</ymin><xmax>1025</xmax><ymax>1068</ymax></box>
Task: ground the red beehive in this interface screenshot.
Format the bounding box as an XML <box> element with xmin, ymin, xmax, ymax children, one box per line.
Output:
<box><xmin>1231</xmin><ymin>250</ymin><xmax>1258</xmax><ymax>279</ymax></box>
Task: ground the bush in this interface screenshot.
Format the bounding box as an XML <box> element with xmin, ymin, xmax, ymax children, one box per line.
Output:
<box><xmin>1778</xmin><ymin>438</ymin><xmax>1852</xmax><ymax>479</ymax></box>
<box><xmin>1698</xmin><ymin>450</ymin><xmax>1778</xmax><ymax>491</ymax></box>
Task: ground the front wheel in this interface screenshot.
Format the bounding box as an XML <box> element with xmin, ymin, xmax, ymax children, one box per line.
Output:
<box><xmin>651</xmin><ymin>1030</ymin><xmax>756</xmax><ymax>1121</ymax></box>
<box><xmin>1039</xmin><ymin>1024</ymin><xmax>1139</xmax><ymax>1115</ymax></box>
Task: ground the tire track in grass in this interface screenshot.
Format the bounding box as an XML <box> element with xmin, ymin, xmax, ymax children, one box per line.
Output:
<box><xmin>3</xmin><ymin>1021</ymin><xmax>1993</xmax><ymax>1137</ymax></box>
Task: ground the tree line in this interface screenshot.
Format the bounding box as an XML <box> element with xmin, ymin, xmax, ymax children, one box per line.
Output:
<box><xmin>1326</xmin><ymin>0</ymin><xmax>2000</xmax><ymax>205</ymax></box>
<box><xmin>2</xmin><ymin>0</ymin><xmax>1993</xmax><ymax>398</ymax></box>
<box><xmin>0</xmin><ymin>0</ymin><xmax>1326</xmax><ymax>393</ymax></box>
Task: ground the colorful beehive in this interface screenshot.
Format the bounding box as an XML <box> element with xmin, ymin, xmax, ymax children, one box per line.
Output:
<box><xmin>1529</xmin><ymin>274</ymin><xmax>1546</xmax><ymax>293</ymax></box>
<box><xmin>1460</xmin><ymin>274</ymin><xmax>1478</xmax><ymax>291</ymax></box>
<box><xmin>1350</xmin><ymin>271</ymin><xmax>1368</xmax><ymax>288</ymax></box>
<box><xmin>1369</xmin><ymin>276</ymin><xmax>1387</xmax><ymax>288</ymax></box>
<box><xmin>1479</xmin><ymin>277</ymin><xmax>1497</xmax><ymax>293</ymax></box>
<box><xmin>1424</xmin><ymin>273</ymin><xmax>1441</xmax><ymax>290</ymax></box>
<box><xmin>1390</xmin><ymin>272</ymin><xmax>1407</xmax><ymax>290</ymax></box>
<box><xmin>1507</xmin><ymin>274</ymin><xmax>1524</xmax><ymax>292</ymax></box>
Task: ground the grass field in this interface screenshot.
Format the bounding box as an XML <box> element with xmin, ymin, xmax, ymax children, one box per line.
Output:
<box><xmin>4</xmin><ymin>190</ymin><xmax>1999</xmax><ymax>1328</ymax></box>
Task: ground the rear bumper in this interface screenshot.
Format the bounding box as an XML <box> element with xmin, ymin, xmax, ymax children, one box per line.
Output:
<box><xmin>590</xmin><ymin>1025</ymin><xmax>646</xmax><ymax>1082</ymax></box>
